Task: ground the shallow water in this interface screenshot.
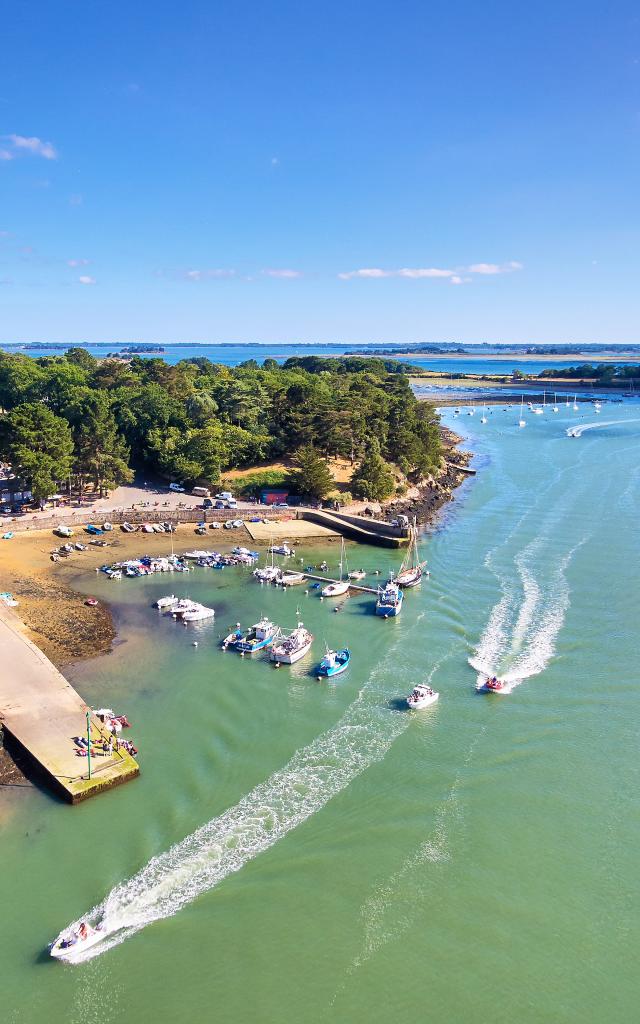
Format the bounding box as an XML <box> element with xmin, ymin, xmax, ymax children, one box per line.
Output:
<box><xmin>1</xmin><ymin>401</ymin><xmax>639</xmax><ymax>1023</ymax></box>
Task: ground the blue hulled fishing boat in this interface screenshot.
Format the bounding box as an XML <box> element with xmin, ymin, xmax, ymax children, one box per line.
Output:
<box><xmin>316</xmin><ymin>647</ymin><xmax>350</xmax><ymax>678</ymax></box>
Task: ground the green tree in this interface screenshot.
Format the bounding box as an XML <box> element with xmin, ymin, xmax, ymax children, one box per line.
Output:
<box><xmin>292</xmin><ymin>444</ymin><xmax>335</xmax><ymax>500</ymax></box>
<box><xmin>0</xmin><ymin>403</ymin><xmax>74</xmax><ymax>501</ymax></box>
<box><xmin>65</xmin><ymin>392</ymin><xmax>133</xmax><ymax>496</ymax></box>
<box><xmin>350</xmin><ymin>439</ymin><xmax>395</xmax><ymax>500</ymax></box>
<box><xmin>64</xmin><ymin>347</ymin><xmax>97</xmax><ymax>371</ymax></box>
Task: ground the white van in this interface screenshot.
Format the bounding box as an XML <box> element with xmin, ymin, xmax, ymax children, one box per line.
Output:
<box><xmin>192</xmin><ymin>486</ymin><xmax>211</xmax><ymax>498</ymax></box>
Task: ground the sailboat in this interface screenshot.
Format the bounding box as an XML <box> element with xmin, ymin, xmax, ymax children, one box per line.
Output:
<box><xmin>531</xmin><ymin>392</ymin><xmax>544</xmax><ymax>415</ymax></box>
<box><xmin>253</xmin><ymin>540</ymin><xmax>281</xmax><ymax>583</ymax></box>
<box><xmin>552</xmin><ymin>392</ymin><xmax>559</xmax><ymax>413</ymax></box>
<box><xmin>572</xmin><ymin>394</ymin><xmax>579</xmax><ymax>411</ymax></box>
<box><xmin>467</xmin><ymin>402</ymin><xmax>475</xmax><ymax>416</ymax></box>
<box><xmin>321</xmin><ymin>538</ymin><xmax>350</xmax><ymax>597</ymax></box>
<box><xmin>518</xmin><ymin>395</ymin><xmax>526</xmax><ymax>428</ymax></box>
<box><xmin>593</xmin><ymin>399</ymin><xmax>601</xmax><ymax>414</ymax></box>
<box><xmin>394</xmin><ymin>522</ymin><xmax>427</xmax><ymax>588</ymax></box>
<box><xmin>480</xmin><ymin>404</ymin><xmax>488</xmax><ymax>424</ymax></box>
<box><xmin>565</xmin><ymin>395</ymin><xmax>570</xmax><ymax>408</ymax></box>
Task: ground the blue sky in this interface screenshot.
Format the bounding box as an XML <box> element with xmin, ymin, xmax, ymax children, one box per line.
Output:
<box><xmin>1</xmin><ymin>1</ymin><xmax>639</xmax><ymax>344</ymax></box>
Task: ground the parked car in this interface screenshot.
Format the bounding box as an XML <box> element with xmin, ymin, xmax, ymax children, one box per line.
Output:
<box><xmin>273</xmin><ymin>502</ymin><xmax>289</xmax><ymax>509</ymax></box>
<box><xmin>169</xmin><ymin>482</ymin><xmax>185</xmax><ymax>493</ymax></box>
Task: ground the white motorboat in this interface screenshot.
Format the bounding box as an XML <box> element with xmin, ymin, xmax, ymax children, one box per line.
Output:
<box><xmin>347</xmin><ymin>569</ymin><xmax>366</xmax><ymax>580</ymax></box>
<box><xmin>280</xmin><ymin>571</ymin><xmax>306</xmax><ymax>586</ymax></box>
<box><xmin>155</xmin><ymin>595</ymin><xmax>178</xmax><ymax>609</ymax></box>
<box><xmin>55</xmin><ymin>524</ymin><xmax>73</xmax><ymax>538</ymax></box>
<box><xmin>269</xmin><ymin>542</ymin><xmax>294</xmax><ymax>556</ymax></box>
<box><xmin>322</xmin><ymin>538</ymin><xmax>350</xmax><ymax>597</ymax></box>
<box><xmin>102</xmin><ymin>522</ymin><xmax>113</xmax><ymax>531</ymax></box>
<box><xmin>50</xmin><ymin>922</ymin><xmax>104</xmax><ymax>961</ymax></box>
<box><xmin>270</xmin><ymin>623</ymin><xmax>314</xmax><ymax>664</ymax></box>
<box><xmin>181</xmin><ymin>603</ymin><xmax>215</xmax><ymax>622</ymax></box>
<box><xmin>406</xmin><ymin>684</ymin><xmax>439</xmax><ymax>709</ymax></box>
<box><xmin>169</xmin><ymin>599</ymin><xmax>199</xmax><ymax>617</ymax></box>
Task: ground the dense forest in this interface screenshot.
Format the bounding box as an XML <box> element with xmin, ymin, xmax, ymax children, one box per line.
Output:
<box><xmin>0</xmin><ymin>350</ymin><xmax>441</xmax><ymax>502</ymax></box>
<box><xmin>538</xmin><ymin>363</ymin><xmax>638</xmax><ymax>382</ymax></box>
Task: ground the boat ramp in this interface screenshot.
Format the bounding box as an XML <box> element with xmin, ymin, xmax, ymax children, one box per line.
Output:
<box><xmin>0</xmin><ymin>602</ymin><xmax>139</xmax><ymax>803</ymax></box>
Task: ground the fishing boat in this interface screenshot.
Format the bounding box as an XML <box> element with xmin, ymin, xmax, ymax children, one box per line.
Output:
<box><xmin>234</xmin><ymin>617</ymin><xmax>278</xmax><ymax>653</ymax></box>
<box><xmin>393</xmin><ymin>523</ymin><xmax>426</xmax><ymax>588</ymax></box>
<box><xmin>518</xmin><ymin>394</ymin><xmax>526</xmax><ymax>428</ymax></box>
<box><xmin>270</xmin><ymin>622</ymin><xmax>314</xmax><ymax>664</ymax></box>
<box><xmin>50</xmin><ymin>922</ymin><xmax>104</xmax><ymax>961</ymax></box>
<box><xmin>321</xmin><ymin>538</ymin><xmax>350</xmax><ymax>597</ymax></box>
<box><xmin>406</xmin><ymin>684</ymin><xmax>439</xmax><ymax>709</ymax></box>
<box><xmin>280</xmin><ymin>571</ymin><xmax>306</xmax><ymax>586</ymax></box>
<box><xmin>316</xmin><ymin>647</ymin><xmax>350</xmax><ymax>678</ymax></box>
<box><xmin>375</xmin><ymin>581</ymin><xmax>403</xmax><ymax>617</ymax></box>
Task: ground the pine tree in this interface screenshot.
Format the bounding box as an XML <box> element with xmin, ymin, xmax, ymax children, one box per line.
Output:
<box><xmin>350</xmin><ymin>439</ymin><xmax>395</xmax><ymax>500</ymax></box>
<box><xmin>292</xmin><ymin>444</ymin><xmax>335</xmax><ymax>500</ymax></box>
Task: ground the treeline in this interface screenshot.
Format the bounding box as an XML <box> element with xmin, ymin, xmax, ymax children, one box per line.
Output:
<box><xmin>0</xmin><ymin>350</ymin><xmax>441</xmax><ymax>501</ymax></box>
<box><xmin>538</xmin><ymin>363</ymin><xmax>639</xmax><ymax>381</ymax></box>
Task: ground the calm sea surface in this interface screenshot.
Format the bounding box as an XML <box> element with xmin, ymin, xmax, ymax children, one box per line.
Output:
<box><xmin>0</xmin><ymin>340</ymin><xmax>628</xmax><ymax>376</ymax></box>
<box><xmin>1</xmin><ymin>401</ymin><xmax>639</xmax><ymax>1023</ymax></box>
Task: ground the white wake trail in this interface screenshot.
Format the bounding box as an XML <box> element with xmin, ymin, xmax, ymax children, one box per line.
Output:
<box><xmin>60</xmin><ymin>639</ymin><xmax>417</xmax><ymax>962</ymax></box>
<box><xmin>566</xmin><ymin>417</ymin><xmax>640</xmax><ymax>438</ymax></box>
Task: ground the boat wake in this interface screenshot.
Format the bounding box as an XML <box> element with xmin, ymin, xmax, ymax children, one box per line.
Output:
<box><xmin>566</xmin><ymin>417</ymin><xmax>640</xmax><ymax>438</ymax></box>
<box><xmin>56</xmin><ymin>632</ymin><xmax>421</xmax><ymax>962</ymax></box>
<box><xmin>469</xmin><ymin>534</ymin><xmax>589</xmax><ymax>690</ymax></box>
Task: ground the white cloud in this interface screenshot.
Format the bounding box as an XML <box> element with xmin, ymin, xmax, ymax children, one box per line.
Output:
<box><xmin>261</xmin><ymin>268</ymin><xmax>302</xmax><ymax>279</ymax></box>
<box><xmin>339</xmin><ymin>267</ymin><xmax>455</xmax><ymax>280</ymax></box>
<box><xmin>468</xmin><ymin>261</ymin><xmax>523</xmax><ymax>275</ymax></box>
<box><xmin>1</xmin><ymin>134</ymin><xmax>58</xmax><ymax>160</ymax></box>
<box><xmin>78</xmin><ymin>275</ymin><xmax>96</xmax><ymax>285</ymax></box>
<box><xmin>185</xmin><ymin>269</ymin><xmax>236</xmax><ymax>281</ymax></box>
<box><xmin>69</xmin><ymin>193</ymin><xmax>83</xmax><ymax>206</ymax></box>
<box><xmin>271</xmin><ymin>156</ymin><xmax>279</xmax><ymax>166</ymax></box>
<box><xmin>340</xmin><ymin>261</ymin><xmax>523</xmax><ymax>280</ymax></box>
<box><xmin>67</xmin><ymin>258</ymin><xmax>90</xmax><ymax>267</ymax></box>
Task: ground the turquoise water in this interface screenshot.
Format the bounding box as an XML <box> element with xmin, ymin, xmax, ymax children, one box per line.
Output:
<box><xmin>1</xmin><ymin>402</ymin><xmax>639</xmax><ymax>1022</ymax></box>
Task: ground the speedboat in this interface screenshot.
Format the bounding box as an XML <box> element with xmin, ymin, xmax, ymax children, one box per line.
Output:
<box><xmin>270</xmin><ymin>623</ymin><xmax>314</xmax><ymax>664</ymax></box>
<box><xmin>406</xmin><ymin>684</ymin><xmax>439</xmax><ymax>709</ymax></box>
<box><xmin>317</xmin><ymin>648</ymin><xmax>350</xmax><ymax>678</ymax></box>
<box><xmin>50</xmin><ymin>922</ymin><xmax>104</xmax><ymax>961</ymax></box>
<box><xmin>477</xmin><ymin>676</ymin><xmax>510</xmax><ymax>694</ymax></box>
<box><xmin>180</xmin><ymin>602</ymin><xmax>215</xmax><ymax>622</ymax></box>
<box><xmin>234</xmin><ymin>617</ymin><xmax>277</xmax><ymax>653</ymax></box>
<box><xmin>155</xmin><ymin>595</ymin><xmax>178</xmax><ymax>609</ymax></box>
<box><xmin>269</xmin><ymin>542</ymin><xmax>293</xmax><ymax>556</ymax></box>
<box><xmin>375</xmin><ymin>581</ymin><xmax>403</xmax><ymax>617</ymax></box>
<box><xmin>169</xmin><ymin>599</ymin><xmax>199</xmax><ymax>617</ymax></box>
<box><xmin>347</xmin><ymin>569</ymin><xmax>366</xmax><ymax>581</ymax></box>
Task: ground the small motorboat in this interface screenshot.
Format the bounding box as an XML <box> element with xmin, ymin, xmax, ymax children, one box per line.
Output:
<box><xmin>55</xmin><ymin>524</ymin><xmax>73</xmax><ymax>538</ymax></box>
<box><xmin>50</xmin><ymin>922</ymin><xmax>104</xmax><ymax>961</ymax></box>
<box><xmin>406</xmin><ymin>684</ymin><xmax>439</xmax><ymax>709</ymax></box>
<box><xmin>221</xmin><ymin>627</ymin><xmax>243</xmax><ymax>649</ymax></box>
<box><xmin>477</xmin><ymin>675</ymin><xmax>510</xmax><ymax>694</ymax></box>
<box><xmin>280</xmin><ymin>571</ymin><xmax>306</xmax><ymax>586</ymax></box>
<box><xmin>270</xmin><ymin>623</ymin><xmax>314</xmax><ymax>664</ymax></box>
<box><xmin>181</xmin><ymin>602</ymin><xmax>215</xmax><ymax>622</ymax></box>
<box><xmin>375</xmin><ymin>581</ymin><xmax>403</xmax><ymax>617</ymax></box>
<box><xmin>102</xmin><ymin>522</ymin><xmax>113</xmax><ymax>531</ymax></box>
<box><xmin>317</xmin><ymin>647</ymin><xmax>350</xmax><ymax>678</ymax></box>
<box><xmin>155</xmin><ymin>595</ymin><xmax>178</xmax><ymax>610</ymax></box>
<box><xmin>269</xmin><ymin>542</ymin><xmax>294</xmax><ymax>556</ymax></box>
<box><xmin>234</xmin><ymin>617</ymin><xmax>277</xmax><ymax>653</ymax></box>
<box><xmin>85</xmin><ymin>597</ymin><xmax>99</xmax><ymax>607</ymax></box>
<box><xmin>347</xmin><ymin>569</ymin><xmax>366</xmax><ymax>581</ymax></box>
<box><xmin>85</xmin><ymin>524</ymin><xmax>104</xmax><ymax>535</ymax></box>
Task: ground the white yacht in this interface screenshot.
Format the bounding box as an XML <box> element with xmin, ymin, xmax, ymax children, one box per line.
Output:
<box><xmin>155</xmin><ymin>595</ymin><xmax>178</xmax><ymax>610</ymax></box>
<box><xmin>322</xmin><ymin>539</ymin><xmax>350</xmax><ymax>597</ymax></box>
<box><xmin>181</xmin><ymin>603</ymin><xmax>215</xmax><ymax>622</ymax></box>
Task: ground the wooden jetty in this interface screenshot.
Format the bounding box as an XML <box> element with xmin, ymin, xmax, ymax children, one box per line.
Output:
<box><xmin>0</xmin><ymin>602</ymin><xmax>139</xmax><ymax>803</ymax></box>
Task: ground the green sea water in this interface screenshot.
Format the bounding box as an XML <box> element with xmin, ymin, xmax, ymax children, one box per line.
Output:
<box><xmin>2</xmin><ymin>402</ymin><xmax>639</xmax><ymax>1024</ymax></box>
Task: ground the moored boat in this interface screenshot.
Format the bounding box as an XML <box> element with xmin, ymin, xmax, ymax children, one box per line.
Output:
<box><xmin>375</xmin><ymin>581</ymin><xmax>403</xmax><ymax>617</ymax></box>
<box><xmin>280</xmin><ymin>571</ymin><xmax>306</xmax><ymax>586</ymax></box>
<box><xmin>406</xmin><ymin>684</ymin><xmax>439</xmax><ymax>709</ymax></box>
<box><xmin>270</xmin><ymin>623</ymin><xmax>313</xmax><ymax>664</ymax></box>
<box><xmin>155</xmin><ymin>595</ymin><xmax>178</xmax><ymax>609</ymax></box>
<box><xmin>234</xmin><ymin>617</ymin><xmax>278</xmax><ymax>653</ymax></box>
<box><xmin>393</xmin><ymin>522</ymin><xmax>426</xmax><ymax>588</ymax></box>
<box><xmin>316</xmin><ymin>647</ymin><xmax>350</xmax><ymax>678</ymax></box>
<box><xmin>321</xmin><ymin>538</ymin><xmax>350</xmax><ymax>596</ymax></box>
<box><xmin>347</xmin><ymin>569</ymin><xmax>366</xmax><ymax>580</ymax></box>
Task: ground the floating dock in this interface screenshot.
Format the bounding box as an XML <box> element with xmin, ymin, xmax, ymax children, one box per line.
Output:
<box><xmin>0</xmin><ymin>603</ymin><xmax>139</xmax><ymax>803</ymax></box>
